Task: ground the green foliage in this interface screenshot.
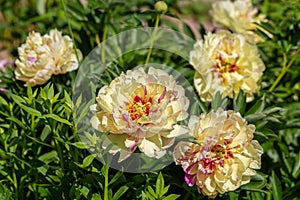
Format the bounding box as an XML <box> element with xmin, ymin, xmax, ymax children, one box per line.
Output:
<box><xmin>141</xmin><ymin>173</ymin><xmax>180</xmax><ymax>200</ymax></box>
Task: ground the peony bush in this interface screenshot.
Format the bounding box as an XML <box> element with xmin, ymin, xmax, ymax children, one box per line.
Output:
<box><xmin>0</xmin><ymin>0</ymin><xmax>299</xmax><ymax>199</ymax></box>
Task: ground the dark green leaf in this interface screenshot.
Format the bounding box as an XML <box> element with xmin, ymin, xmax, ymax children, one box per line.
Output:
<box><xmin>270</xmin><ymin>171</ymin><xmax>282</xmax><ymax>200</ymax></box>
<box><xmin>109</xmin><ymin>171</ymin><xmax>123</xmax><ymax>186</ymax></box>
<box><xmin>19</xmin><ymin>104</ymin><xmax>42</xmax><ymax>117</ymax></box>
<box><xmin>112</xmin><ymin>186</ymin><xmax>129</xmax><ymax>200</ymax></box>
<box><xmin>44</xmin><ymin>114</ymin><xmax>72</xmax><ymax>126</ymax></box>
<box><xmin>292</xmin><ymin>152</ymin><xmax>300</xmax><ymax>179</ymax></box>
<box><xmin>245</xmin><ymin>96</ymin><xmax>265</xmax><ymax>116</ymax></box>
<box><xmin>234</xmin><ymin>90</ymin><xmax>246</xmax><ymax>114</ymax></box>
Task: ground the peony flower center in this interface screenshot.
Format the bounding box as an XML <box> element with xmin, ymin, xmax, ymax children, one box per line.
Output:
<box><xmin>199</xmin><ymin>142</ymin><xmax>233</xmax><ymax>174</ymax></box>
<box><xmin>128</xmin><ymin>95</ymin><xmax>153</xmax><ymax>121</ymax></box>
<box><xmin>213</xmin><ymin>52</ymin><xmax>239</xmax><ymax>76</ymax></box>
<box><xmin>218</xmin><ymin>62</ymin><xmax>237</xmax><ymax>73</ymax></box>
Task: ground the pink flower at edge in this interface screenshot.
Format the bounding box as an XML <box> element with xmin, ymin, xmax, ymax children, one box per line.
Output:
<box><xmin>0</xmin><ymin>58</ymin><xmax>14</xmax><ymax>93</ymax></box>
<box><xmin>0</xmin><ymin>59</ymin><xmax>13</xmax><ymax>72</ymax></box>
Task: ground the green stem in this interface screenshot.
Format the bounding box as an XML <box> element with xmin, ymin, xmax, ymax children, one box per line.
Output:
<box><xmin>60</xmin><ymin>0</ymin><xmax>80</xmax><ymax>63</ymax></box>
<box><xmin>12</xmin><ymin>168</ymin><xmax>18</xmax><ymax>199</ymax></box>
<box><xmin>30</xmin><ymin>114</ymin><xmax>39</xmax><ymax>200</ymax></box>
<box><xmin>101</xmin><ymin>10</ymin><xmax>110</xmax><ymax>64</ymax></box>
<box><xmin>144</xmin><ymin>14</ymin><xmax>160</xmax><ymax>69</ymax></box>
<box><xmin>31</xmin><ymin>115</ymin><xmax>35</xmax><ymax>132</ymax></box>
<box><xmin>104</xmin><ymin>165</ymin><xmax>109</xmax><ymax>200</ymax></box>
<box><xmin>55</xmin><ymin>137</ymin><xmax>65</xmax><ymax>170</ymax></box>
<box><xmin>269</xmin><ymin>47</ymin><xmax>300</xmax><ymax>92</ymax></box>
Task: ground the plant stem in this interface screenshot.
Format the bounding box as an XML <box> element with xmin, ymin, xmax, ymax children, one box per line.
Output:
<box><xmin>101</xmin><ymin>10</ymin><xmax>110</xmax><ymax>64</ymax></box>
<box><xmin>60</xmin><ymin>0</ymin><xmax>80</xmax><ymax>63</ymax></box>
<box><xmin>31</xmin><ymin>115</ymin><xmax>35</xmax><ymax>132</ymax></box>
<box><xmin>31</xmin><ymin>114</ymin><xmax>39</xmax><ymax>200</ymax></box>
<box><xmin>269</xmin><ymin>47</ymin><xmax>300</xmax><ymax>92</ymax></box>
<box><xmin>55</xmin><ymin>137</ymin><xmax>65</xmax><ymax>170</ymax></box>
<box><xmin>104</xmin><ymin>164</ymin><xmax>109</xmax><ymax>200</ymax></box>
<box><xmin>145</xmin><ymin>14</ymin><xmax>160</xmax><ymax>69</ymax></box>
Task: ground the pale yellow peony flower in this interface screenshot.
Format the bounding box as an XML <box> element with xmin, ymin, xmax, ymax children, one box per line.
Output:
<box><xmin>190</xmin><ymin>31</ymin><xmax>265</xmax><ymax>102</ymax></box>
<box><xmin>90</xmin><ymin>67</ymin><xmax>189</xmax><ymax>161</ymax></box>
<box><xmin>15</xmin><ymin>29</ymin><xmax>82</xmax><ymax>86</ymax></box>
<box><xmin>210</xmin><ymin>0</ymin><xmax>272</xmax><ymax>43</ymax></box>
<box><xmin>173</xmin><ymin>109</ymin><xmax>263</xmax><ymax>198</ymax></box>
<box><xmin>43</xmin><ymin>29</ymin><xmax>82</xmax><ymax>75</ymax></box>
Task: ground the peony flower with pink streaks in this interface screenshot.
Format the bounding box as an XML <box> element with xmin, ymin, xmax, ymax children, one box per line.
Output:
<box><xmin>173</xmin><ymin>108</ymin><xmax>263</xmax><ymax>198</ymax></box>
<box><xmin>90</xmin><ymin>67</ymin><xmax>189</xmax><ymax>161</ymax></box>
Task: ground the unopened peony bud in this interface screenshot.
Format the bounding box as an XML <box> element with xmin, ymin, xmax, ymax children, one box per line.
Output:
<box><xmin>155</xmin><ymin>1</ymin><xmax>168</xmax><ymax>14</ymax></box>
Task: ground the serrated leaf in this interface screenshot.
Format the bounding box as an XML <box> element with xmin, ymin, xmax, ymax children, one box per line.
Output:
<box><xmin>270</xmin><ymin>171</ymin><xmax>282</xmax><ymax>200</ymax></box>
<box><xmin>112</xmin><ymin>185</ymin><xmax>129</xmax><ymax>200</ymax></box>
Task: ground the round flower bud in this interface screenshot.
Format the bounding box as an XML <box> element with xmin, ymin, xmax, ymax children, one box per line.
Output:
<box><xmin>155</xmin><ymin>1</ymin><xmax>168</xmax><ymax>14</ymax></box>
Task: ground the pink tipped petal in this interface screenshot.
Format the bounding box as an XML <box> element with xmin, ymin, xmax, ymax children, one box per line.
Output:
<box><xmin>185</xmin><ymin>173</ymin><xmax>196</xmax><ymax>187</ymax></box>
<box><xmin>158</xmin><ymin>86</ymin><xmax>167</xmax><ymax>104</ymax></box>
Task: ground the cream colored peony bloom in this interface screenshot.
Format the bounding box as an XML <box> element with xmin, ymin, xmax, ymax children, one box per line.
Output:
<box><xmin>43</xmin><ymin>29</ymin><xmax>82</xmax><ymax>75</ymax></box>
<box><xmin>190</xmin><ymin>31</ymin><xmax>265</xmax><ymax>102</ymax></box>
<box><xmin>210</xmin><ymin>0</ymin><xmax>272</xmax><ymax>43</ymax></box>
<box><xmin>173</xmin><ymin>109</ymin><xmax>263</xmax><ymax>198</ymax></box>
<box><xmin>15</xmin><ymin>29</ymin><xmax>82</xmax><ymax>86</ymax></box>
<box><xmin>90</xmin><ymin>67</ymin><xmax>189</xmax><ymax>161</ymax></box>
